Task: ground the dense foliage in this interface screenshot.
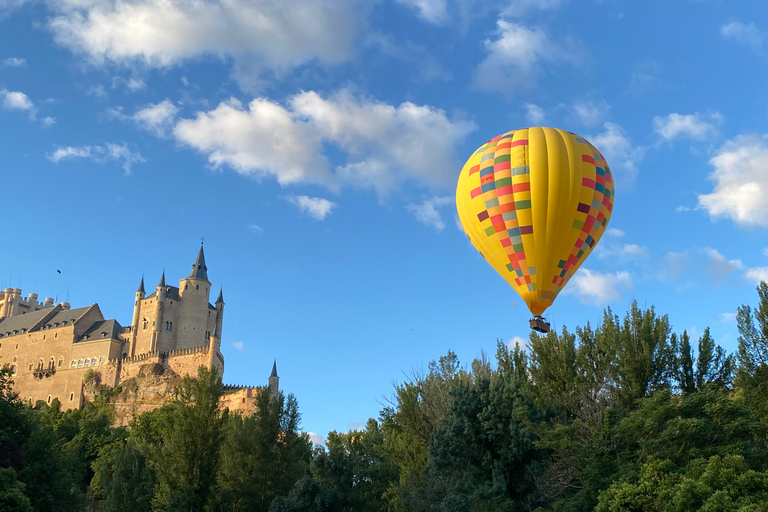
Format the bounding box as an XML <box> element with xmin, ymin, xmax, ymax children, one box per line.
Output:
<box><xmin>1</xmin><ymin>281</ymin><xmax>768</xmax><ymax>511</ymax></box>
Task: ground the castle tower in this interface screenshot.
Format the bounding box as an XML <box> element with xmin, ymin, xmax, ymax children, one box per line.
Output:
<box><xmin>129</xmin><ymin>276</ymin><xmax>146</xmax><ymax>357</ymax></box>
<box><xmin>208</xmin><ymin>287</ymin><xmax>225</xmax><ymax>375</ymax></box>
<box><xmin>269</xmin><ymin>360</ymin><xmax>279</xmax><ymax>398</ymax></box>
<box><xmin>151</xmin><ymin>271</ymin><xmax>166</xmax><ymax>352</ymax></box>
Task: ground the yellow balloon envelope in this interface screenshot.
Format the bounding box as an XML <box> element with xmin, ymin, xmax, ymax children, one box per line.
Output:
<box><xmin>456</xmin><ymin>127</ymin><xmax>615</xmax><ymax>318</ymax></box>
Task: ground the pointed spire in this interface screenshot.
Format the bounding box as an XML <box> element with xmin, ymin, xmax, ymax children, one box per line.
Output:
<box><xmin>157</xmin><ymin>270</ymin><xmax>166</xmax><ymax>288</ymax></box>
<box><xmin>270</xmin><ymin>359</ymin><xmax>278</xmax><ymax>378</ymax></box>
<box><xmin>216</xmin><ymin>287</ymin><xmax>224</xmax><ymax>304</ymax></box>
<box><xmin>137</xmin><ymin>275</ymin><xmax>145</xmax><ymax>294</ymax></box>
<box><xmin>188</xmin><ymin>244</ymin><xmax>209</xmax><ymax>281</ymax></box>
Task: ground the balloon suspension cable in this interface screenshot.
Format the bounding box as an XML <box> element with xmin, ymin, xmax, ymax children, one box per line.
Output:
<box><xmin>529</xmin><ymin>315</ymin><xmax>550</xmax><ymax>334</ymax></box>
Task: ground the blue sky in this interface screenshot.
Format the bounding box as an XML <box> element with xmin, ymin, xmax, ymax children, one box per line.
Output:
<box><xmin>1</xmin><ymin>0</ymin><xmax>767</xmax><ymax>443</ymax></box>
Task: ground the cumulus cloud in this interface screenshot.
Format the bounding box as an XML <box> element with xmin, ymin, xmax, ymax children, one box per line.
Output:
<box><xmin>287</xmin><ymin>195</ymin><xmax>337</xmax><ymax>220</ymax></box>
<box><xmin>606</xmin><ymin>228</ymin><xmax>624</xmax><ymax>238</ymax></box>
<box><xmin>564</xmin><ymin>268</ymin><xmax>632</xmax><ymax>306</ymax></box>
<box><xmin>1</xmin><ymin>57</ymin><xmax>26</xmax><ymax>67</ymax></box>
<box><xmin>721</xmin><ymin>21</ymin><xmax>765</xmax><ymax>55</ymax></box>
<box><xmin>697</xmin><ymin>134</ymin><xmax>768</xmax><ymax>228</ymax></box>
<box><xmin>508</xmin><ymin>335</ymin><xmax>528</xmax><ymax>351</ymax></box>
<box><xmin>746</xmin><ymin>267</ymin><xmax>768</xmax><ymax>284</ymax></box>
<box><xmin>653</xmin><ymin>112</ymin><xmax>722</xmax><ymax>142</ymax></box>
<box><xmin>231</xmin><ymin>341</ymin><xmax>244</xmax><ymax>351</ymax></box>
<box><xmin>47</xmin><ymin>0</ymin><xmax>364</xmax><ymax>86</ymax></box>
<box><xmin>474</xmin><ymin>20</ymin><xmax>579</xmax><ymax>93</ymax></box>
<box><xmin>406</xmin><ymin>196</ymin><xmax>453</xmax><ymax>230</ymax></box>
<box><xmin>306</xmin><ymin>432</ymin><xmax>325</xmax><ymax>446</ymax></box>
<box><xmin>706</xmin><ymin>248</ymin><xmax>743</xmax><ymax>285</ymax></box>
<box><xmin>116</xmin><ymin>100</ymin><xmax>180</xmax><ymax>137</ymax></box>
<box><xmin>47</xmin><ymin>142</ymin><xmax>145</xmax><ymax>174</ymax></box>
<box><xmin>396</xmin><ymin>0</ymin><xmax>448</xmax><ymax>24</ymax></box>
<box><xmin>525</xmin><ymin>103</ymin><xmax>546</xmax><ymax>124</ymax></box>
<box><xmin>571</xmin><ymin>100</ymin><xmax>610</xmax><ymax>127</ymax></box>
<box><xmin>112</xmin><ymin>76</ymin><xmax>146</xmax><ymax>92</ymax></box>
<box><xmin>173</xmin><ymin>90</ymin><xmax>475</xmax><ymax>194</ymax></box>
<box><xmin>589</xmin><ymin>122</ymin><xmax>644</xmax><ymax>187</ymax></box>
<box><xmin>1</xmin><ymin>89</ymin><xmax>34</xmax><ymax>112</ymax></box>
<box><xmin>248</xmin><ymin>224</ymin><xmax>264</xmax><ymax>235</ymax></box>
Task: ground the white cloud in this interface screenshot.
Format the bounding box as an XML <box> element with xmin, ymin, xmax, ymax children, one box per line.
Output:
<box><xmin>746</xmin><ymin>267</ymin><xmax>768</xmax><ymax>284</ymax></box>
<box><xmin>1</xmin><ymin>57</ymin><xmax>26</xmax><ymax>67</ymax></box>
<box><xmin>571</xmin><ymin>100</ymin><xmax>610</xmax><ymax>127</ymax></box>
<box><xmin>47</xmin><ymin>142</ymin><xmax>145</xmax><ymax>174</ymax></box>
<box><xmin>87</xmin><ymin>85</ymin><xmax>107</xmax><ymax>98</ymax></box>
<box><xmin>653</xmin><ymin>112</ymin><xmax>722</xmax><ymax>142</ymax></box>
<box><xmin>406</xmin><ymin>196</ymin><xmax>453</xmax><ymax>230</ymax></box>
<box><xmin>248</xmin><ymin>224</ymin><xmax>264</xmax><ymax>235</ymax></box>
<box><xmin>564</xmin><ymin>268</ymin><xmax>632</xmax><ymax>306</ymax></box>
<box><xmin>525</xmin><ymin>103</ymin><xmax>546</xmax><ymax>125</ymax></box>
<box><xmin>589</xmin><ymin>122</ymin><xmax>644</xmax><ymax>187</ymax></box>
<box><xmin>396</xmin><ymin>0</ymin><xmax>447</xmax><ymax>24</ymax></box>
<box><xmin>658</xmin><ymin>251</ymin><xmax>690</xmax><ymax>282</ymax></box>
<box><xmin>112</xmin><ymin>76</ymin><xmax>146</xmax><ymax>92</ymax></box>
<box><xmin>676</xmin><ymin>205</ymin><xmax>692</xmax><ymax>212</ymax></box>
<box><xmin>606</xmin><ymin>228</ymin><xmax>624</xmax><ymax>238</ymax></box>
<box><xmin>48</xmin><ymin>0</ymin><xmax>363</xmax><ymax>86</ymax></box>
<box><xmin>706</xmin><ymin>248</ymin><xmax>743</xmax><ymax>285</ymax></box>
<box><xmin>287</xmin><ymin>195</ymin><xmax>336</xmax><ymax>220</ymax></box>
<box><xmin>596</xmin><ymin>241</ymin><xmax>649</xmax><ymax>260</ymax></box>
<box><xmin>697</xmin><ymin>134</ymin><xmax>768</xmax><ymax>228</ymax></box>
<box><xmin>173</xmin><ymin>90</ymin><xmax>475</xmax><ymax>194</ymax></box>
<box><xmin>763</xmin><ymin>247</ymin><xmax>768</xmax><ymax>257</ymax></box>
<box><xmin>717</xmin><ymin>312</ymin><xmax>737</xmax><ymax>323</ymax></box>
<box><xmin>628</xmin><ymin>59</ymin><xmax>661</xmax><ymax>95</ymax></box>
<box><xmin>41</xmin><ymin>116</ymin><xmax>56</xmax><ymax>127</ymax></box>
<box><xmin>721</xmin><ymin>21</ymin><xmax>765</xmax><ymax>55</ymax></box>
<box><xmin>131</xmin><ymin>100</ymin><xmax>179</xmax><ymax>137</ymax></box>
<box><xmin>1</xmin><ymin>89</ymin><xmax>34</xmax><ymax>112</ymax></box>
<box><xmin>306</xmin><ymin>432</ymin><xmax>325</xmax><ymax>446</ymax></box>
<box><xmin>508</xmin><ymin>335</ymin><xmax>528</xmax><ymax>351</ymax></box>
<box><xmin>500</xmin><ymin>0</ymin><xmax>567</xmax><ymax>16</ymax></box>
<box><xmin>474</xmin><ymin>20</ymin><xmax>578</xmax><ymax>93</ymax></box>
<box><xmin>231</xmin><ymin>341</ymin><xmax>244</xmax><ymax>351</ymax></box>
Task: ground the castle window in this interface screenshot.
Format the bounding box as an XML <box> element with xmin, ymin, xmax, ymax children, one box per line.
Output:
<box><xmin>11</xmin><ymin>365</ymin><xmax>17</xmax><ymax>375</ymax></box>
<box><xmin>37</xmin><ymin>359</ymin><xmax>44</xmax><ymax>371</ymax></box>
<box><xmin>77</xmin><ymin>359</ymin><xmax>84</xmax><ymax>368</ymax></box>
<box><xmin>185</xmin><ymin>285</ymin><xmax>188</xmax><ymax>290</ymax></box>
<box><xmin>143</xmin><ymin>319</ymin><xmax>148</xmax><ymax>330</ymax></box>
<box><xmin>58</xmin><ymin>357</ymin><xmax>63</xmax><ymax>367</ymax></box>
<box><xmin>84</xmin><ymin>359</ymin><xmax>90</xmax><ymax>367</ymax></box>
<box><xmin>71</xmin><ymin>360</ymin><xmax>76</xmax><ymax>368</ymax></box>
<box><xmin>47</xmin><ymin>395</ymin><xmax>51</xmax><ymax>404</ymax></box>
<box><xmin>54</xmin><ymin>333</ymin><xmax>57</xmax><ymax>339</ymax></box>
<box><xmin>166</xmin><ymin>321</ymin><xmax>172</xmax><ymax>331</ymax></box>
<box><xmin>205</xmin><ymin>331</ymin><xmax>211</xmax><ymax>339</ymax></box>
<box><xmin>90</xmin><ymin>357</ymin><xmax>97</xmax><ymax>366</ymax></box>
<box><xmin>43</xmin><ymin>335</ymin><xmax>46</xmax><ymax>340</ymax></box>
<box><xmin>48</xmin><ymin>357</ymin><xmax>55</xmax><ymax>370</ymax></box>
<box><xmin>12</xmin><ymin>356</ymin><xmax>16</xmax><ymax>363</ymax></box>
<box><xmin>99</xmin><ymin>357</ymin><xmax>105</xmax><ymax>365</ymax></box>
<box><xmin>69</xmin><ymin>392</ymin><xmax>74</xmax><ymax>401</ymax></box>
<box><xmin>196</xmin><ymin>285</ymin><xmax>199</xmax><ymax>290</ymax></box>
<box><xmin>15</xmin><ymin>344</ymin><xmax>18</xmax><ymax>349</ymax></box>
<box><xmin>28</xmin><ymin>363</ymin><xmax>32</xmax><ymax>371</ymax></box>
<box><xmin>28</xmin><ymin>397</ymin><xmax>32</xmax><ymax>405</ymax></box>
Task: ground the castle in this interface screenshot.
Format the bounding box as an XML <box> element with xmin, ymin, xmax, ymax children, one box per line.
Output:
<box><xmin>0</xmin><ymin>246</ymin><xmax>275</xmax><ymax>420</ymax></box>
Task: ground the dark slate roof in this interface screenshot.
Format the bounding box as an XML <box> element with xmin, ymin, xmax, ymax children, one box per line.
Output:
<box><xmin>144</xmin><ymin>286</ymin><xmax>180</xmax><ymax>301</ymax></box>
<box><xmin>41</xmin><ymin>306</ymin><xmax>93</xmax><ymax>329</ymax></box>
<box><xmin>137</xmin><ymin>276</ymin><xmax>145</xmax><ymax>294</ymax></box>
<box><xmin>158</xmin><ymin>271</ymin><xmax>166</xmax><ymax>288</ymax></box>
<box><xmin>0</xmin><ymin>308</ymin><xmax>53</xmax><ymax>337</ymax></box>
<box><xmin>78</xmin><ymin>319</ymin><xmax>123</xmax><ymax>342</ymax></box>
<box><xmin>216</xmin><ymin>287</ymin><xmax>224</xmax><ymax>304</ymax></box>
<box><xmin>188</xmin><ymin>245</ymin><xmax>209</xmax><ymax>281</ymax></box>
<box><xmin>270</xmin><ymin>360</ymin><xmax>278</xmax><ymax>378</ymax></box>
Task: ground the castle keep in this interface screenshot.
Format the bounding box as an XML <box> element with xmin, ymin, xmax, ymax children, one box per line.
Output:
<box><xmin>0</xmin><ymin>246</ymin><xmax>272</xmax><ymax>418</ymax></box>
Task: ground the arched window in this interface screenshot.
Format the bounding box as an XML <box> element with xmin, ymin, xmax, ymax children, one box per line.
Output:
<box><xmin>47</xmin><ymin>395</ymin><xmax>52</xmax><ymax>404</ymax></box>
<box><xmin>84</xmin><ymin>358</ymin><xmax>91</xmax><ymax>367</ymax></box>
<box><xmin>77</xmin><ymin>359</ymin><xmax>84</xmax><ymax>368</ymax></box>
<box><xmin>28</xmin><ymin>363</ymin><xmax>33</xmax><ymax>371</ymax></box>
<box><xmin>143</xmin><ymin>319</ymin><xmax>148</xmax><ymax>330</ymax></box>
<box><xmin>69</xmin><ymin>392</ymin><xmax>74</xmax><ymax>401</ymax></box>
<box><xmin>196</xmin><ymin>285</ymin><xmax>199</xmax><ymax>290</ymax></box>
<box><xmin>12</xmin><ymin>356</ymin><xmax>16</xmax><ymax>363</ymax></box>
<box><xmin>48</xmin><ymin>357</ymin><xmax>55</xmax><ymax>370</ymax></box>
<box><xmin>99</xmin><ymin>357</ymin><xmax>105</xmax><ymax>365</ymax></box>
<box><xmin>28</xmin><ymin>397</ymin><xmax>32</xmax><ymax>406</ymax></box>
<box><xmin>11</xmin><ymin>365</ymin><xmax>17</xmax><ymax>375</ymax></box>
<box><xmin>90</xmin><ymin>357</ymin><xmax>97</xmax><ymax>366</ymax></box>
<box><xmin>71</xmin><ymin>360</ymin><xmax>77</xmax><ymax>368</ymax></box>
<box><xmin>58</xmin><ymin>357</ymin><xmax>64</xmax><ymax>367</ymax></box>
<box><xmin>37</xmin><ymin>359</ymin><xmax>44</xmax><ymax>371</ymax></box>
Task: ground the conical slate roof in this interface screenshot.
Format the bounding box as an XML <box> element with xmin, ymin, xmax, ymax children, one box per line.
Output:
<box><xmin>270</xmin><ymin>360</ymin><xmax>278</xmax><ymax>378</ymax></box>
<box><xmin>158</xmin><ymin>271</ymin><xmax>166</xmax><ymax>288</ymax></box>
<box><xmin>137</xmin><ymin>276</ymin><xmax>145</xmax><ymax>294</ymax></box>
<box><xmin>216</xmin><ymin>287</ymin><xmax>224</xmax><ymax>304</ymax></box>
<box><xmin>188</xmin><ymin>245</ymin><xmax>209</xmax><ymax>281</ymax></box>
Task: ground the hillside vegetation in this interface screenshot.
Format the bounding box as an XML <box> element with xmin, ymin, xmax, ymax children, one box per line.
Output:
<box><xmin>2</xmin><ymin>282</ymin><xmax>768</xmax><ymax>512</ymax></box>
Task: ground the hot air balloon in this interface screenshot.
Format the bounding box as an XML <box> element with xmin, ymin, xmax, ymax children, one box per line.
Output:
<box><xmin>456</xmin><ymin>127</ymin><xmax>615</xmax><ymax>333</ymax></box>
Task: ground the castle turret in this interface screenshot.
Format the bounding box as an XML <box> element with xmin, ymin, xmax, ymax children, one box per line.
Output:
<box><xmin>152</xmin><ymin>271</ymin><xmax>166</xmax><ymax>351</ymax></box>
<box><xmin>208</xmin><ymin>286</ymin><xmax>225</xmax><ymax>374</ymax></box>
<box><xmin>268</xmin><ymin>360</ymin><xmax>279</xmax><ymax>398</ymax></box>
<box><xmin>130</xmin><ymin>275</ymin><xmax>146</xmax><ymax>357</ymax></box>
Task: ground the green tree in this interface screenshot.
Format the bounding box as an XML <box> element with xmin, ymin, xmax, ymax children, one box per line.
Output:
<box><xmin>96</xmin><ymin>440</ymin><xmax>155</xmax><ymax>512</ymax></box>
<box><xmin>671</xmin><ymin>329</ymin><xmax>734</xmax><ymax>393</ymax></box>
<box><xmin>152</xmin><ymin>366</ymin><xmax>227</xmax><ymax>512</ymax></box>
<box><xmin>736</xmin><ymin>281</ymin><xmax>768</xmax><ymax>421</ymax></box>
